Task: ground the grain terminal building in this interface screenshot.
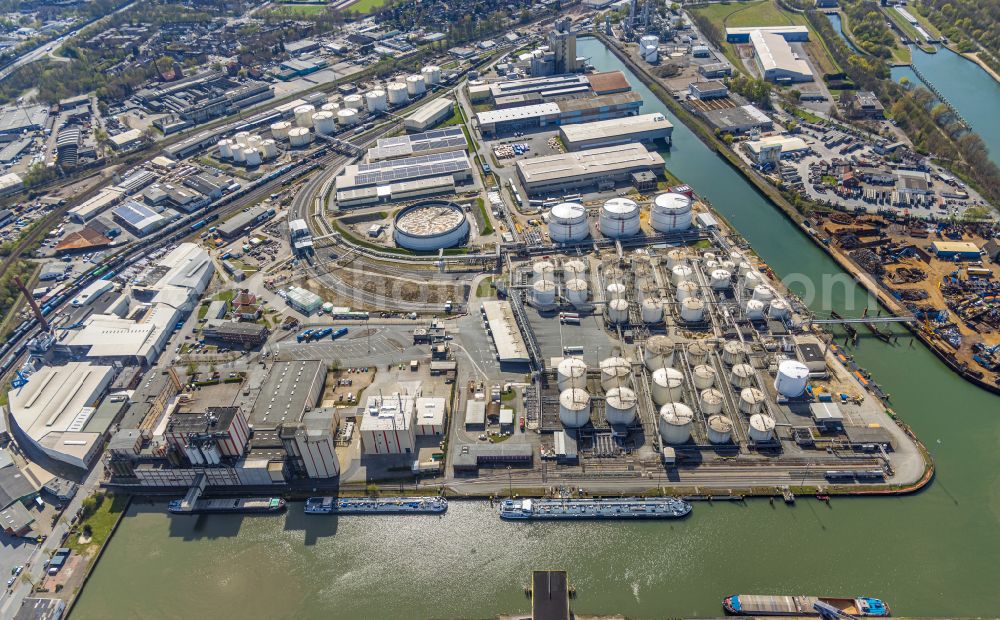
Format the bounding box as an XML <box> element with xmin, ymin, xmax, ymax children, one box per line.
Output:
<box><xmin>516</xmin><ymin>143</ymin><xmax>665</xmax><ymax>195</ymax></box>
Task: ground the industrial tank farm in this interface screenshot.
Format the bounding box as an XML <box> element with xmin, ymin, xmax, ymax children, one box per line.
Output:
<box><xmin>392</xmin><ymin>201</ymin><xmax>470</xmax><ymax>251</ymax></box>
<box><xmin>548</xmin><ymin>202</ymin><xmax>589</xmax><ymax>243</ymax></box>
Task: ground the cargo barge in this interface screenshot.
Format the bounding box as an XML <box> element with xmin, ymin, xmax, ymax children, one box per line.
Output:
<box><xmin>723</xmin><ymin>594</ymin><xmax>890</xmax><ymax>617</ymax></box>
<box><xmin>500</xmin><ymin>497</ymin><xmax>691</xmax><ymax>520</ymax></box>
<box><xmin>168</xmin><ymin>497</ymin><xmax>286</xmax><ymax>515</ymax></box>
<box><xmin>304</xmin><ymin>496</ymin><xmax>448</xmax><ymax>515</ymax></box>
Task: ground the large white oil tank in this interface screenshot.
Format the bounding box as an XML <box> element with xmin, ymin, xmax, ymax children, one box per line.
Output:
<box><xmin>697</xmin><ymin>388</ymin><xmax>723</xmax><ymax>416</ymax></box>
<box><xmin>406</xmin><ymin>74</ymin><xmax>426</xmax><ymax>96</ymax></box>
<box><xmin>639</xmin><ymin>35</ymin><xmax>659</xmax><ymax>63</ymax></box>
<box><xmin>643</xmin><ymin>335</ymin><xmax>675</xmax><ymax>371</ymax></box>
<box><xmin>604</xmin><ymin>387</ymin><xmax>638</xmax><ymax>426</ymax></box>
<box><xmin>743</xmin><ymin>271</ymin><xmax>763</xmax><ymax>290</ymax></box>
<box><xmin>548</xmin><ymin>202</ymin><xmax>589</xmax><ymax>243</ymax></box>
<box><xmin>641</xmin><ymin>298</ymin><xmax>663</xmax><ymax>324</ymax></box>
<box><xmin>703</xmin><ymin>252</ymin><xmax>717</xmax><ymax>263</ymax></box>
<box><xmin>605</xmin><ymin>282</ymin><xmax>626</xmax><ymax>299</ymax></box>
<box><xmin>692</xmin><ymin>364</ymin><xmax>716</xmax><ymax>390</ymax></box>
<box><xmin>248</xmin><ymin>135</ymin><xmax>262</xmax><ymax>150</ymax></box>
<box><xmin>599</xmin><ymin>197</ymin><xmax>640</xmax><ymax>238</ymax></box>
<box><xmin>243</xmin><ymin>148</ymin><xmax>261</xmax><ymax>166</ymax></box>
<box><xmin>687</xmin><ymin>341</ymin><xmax>710</xmax><ymax>366</ymax></box>
<box><xmin>344</xmin><ymin>94</ymin><xmax>364</xmax><ymax>110</ymax></box>
<box><xmin>651</xmin><ymin>193</ymin><xmax>693</xmax><ymax>233</ymax></box>
<box><xmin>294</xmin><ymin>104</ymin><xmax>316</xmax><ymax>128</ymax></box>
<box><xmin>752</xmin><ymin>285</ymin><xmax>775</xmax><ymax>304</ymax></box>
<box><xmin>321</xmin><ymin>102</ymin><xmax>340</xmax><ymax>113</ymax></box>
<box><xmin>600</xmin><ymin>357</ymin><xmax>631</xmax><ymax>390</ymax></box>
<box><xmin>559</xmin><ymin>389</ymin><xmax>591</xmax><ymax>428</ymax></box>
<box><xmin>338</xmin><ymin>108</ymin><xmax>359</xmax><ymax>126</ymax></box>
<box><xmin>651</xmin><ymin>367</ymin><xmax>684</xmax><ymax>405</ymax></box>
<box><xmin>722</xmin><ymin>341</ymin><xmax>747</xmax><ymax>366</ymax></box>
<box><xmin>745</xmin><ymin>299</ymin><xmax>766</xmax><ymax>320</ymax></box>
<box><xmin>671</xmin><ymin>264</ymin><xmax>693</xmax><ymax>284</ymax></box>
<box><xmin>768</xmin><ymin>299</ymin><xmax>791</xmax><ymax>320</ymax></box>
<box><xmin>533</xmin><ymin>260</ymin><xmax>555</xmax><ymax>281</ymax></box>
<box><xmin>270</xmin><ymin>121</ymin><xmax>292</xmax><ymax>140</ymax></box>
<box><xmin>566</xmin><ymin>279</ymin><xmax>588</xmax><ymax>305</ymax></box>
<box><xmin>680</xmin><ymin>297</ymin><xmax>705</xmax><ymax>322</ymax></box>
<box><xmin>563</xmin><ymin>259</ymin><xmax>588</xmax><ymax>278</ymax></box>
<box><xmin>232</xmin><ymin>147</ymin><xmax>246</xmax><ymax>163</ymax></box>
<box><xmin>710</xmin><ymin>269</ymin><xmax>732</xmax><ymax>290</ymax></box>
<box><xmin>260</xmin><ymin>139</ymin><xmax>278</xmax><ymax>160</ymax></box>
<box><xmin>557</xmin><ymin>357</ymin><xmax>588</xmax><ymax>391</ymax></box>
<box><xmin>738</xmin><ymin>261</ymin><xmax>753</xmax><ymax>277</ymax></box>
<box><xmin>217</xmin><ymin>140</ymin><xmax>233</xmax><ymax>159</ymax></box>
<box><xmin>739</xmin><ymin>387</ymin><xmax>766</xmax><ymax>415</ymax></box>
<box><xmin>730</xmin><ymin>363</ymin><xmax>755</xmax><ymax>389</ymax></box>
<box><xmin>234</xmin><ymin>131</ymin><xmax>250</xmax><ymax>148</ymax></box>
<box><xmin>531</xmin><ymin>279</ymin><xmax>556</xmax><ymax>306</ymax></box>
<box><xmin>675</xmin><ymin>281</ymin><xmax>698</xmax><ymax>302</ymax></box>
<box><xmin>658</xmin><ymin>403</ymin><xmax>694</xmax><ymax>444</ymax></box>
<box><xmin>707</xmin><ymin>414</ymin><xmax>734</xmax><ymax>444</ymax></box>
<box><xmin>774</xmin><ymin>359</ymin><xmax>809</xmax><ymax>398</ymax></box>
<box><xmin>666</xmin><ymin>249</ymin><xmax>686</xmax><ymax>269</ymax></box>
<box><xmin>365</xmin><ymin>89</ymin><xmax>387</xmax><ymax>113</ymax></box>
<box><xmin>421</xmin><ymin>65</ymin><xmax>442</xmax><ymax>85</ymax></box>
<box><xmin>288</xmin><ymin>127</ymin><xmax>313</xmax><ymax>147</ymax></box>
<box><xmin>313</xmin><ymin>111</ymin><xmax>337</xmax><ymax>135</ymax></box>
<box><xmin>607</xmin><ymin>298</ymin><xmax>629</xmax><ymax>325</ymax></box>
<box><xmin>749</xmin><ymin>413</ymin><xmax>776</xmax><ymax>442</ymax></box>
<box><xmin>387</xmin><ymin>82</ymin><xmax>409</xmax><ymax>105</ymax></box>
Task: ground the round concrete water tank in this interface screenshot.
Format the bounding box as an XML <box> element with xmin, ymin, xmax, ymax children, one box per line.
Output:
<box><xmin>710</xmin><ymin>269</ymin><xmax>732</xmax><ymax>290</ymax></box>
<box><xmin>217</xmin><ymin>140</ymin><xmax>233</xmax><ymax>159</ymax></box>
<box><xmin>651</xmin><ymin>367</ymin><xmax>684</xmax><ymax>405</ymax></box>
<box><xmin>599</xmin><ymin>197</ymin><xmax>640</xmax><ymax>238</ymax></box>
<box><xmin>743</xmin><ymin>271</ymin><xmax>763</xmax><ymax>290</ymax></box>
<box><xmin>270</xmin><ymin>121</ymin><xmax>292</xmax><ymax>140</ymax></box>
<box><xmin>707</xmin><ymin>414</ymin><xmax>734</xmax><ymax>444</ymax></box>
<box><xmin>606</xmin><ymin>282</ymin><xmax>626</xmax><ymax>299</ymax></box>
<box><xmin>768</xmin><ymin>299</ymin><xmax>791</xmax><ymax>320</ymax></box>
<box><xmin>687</xmin><ymin>341</ymin><xmax>710</xmax><ymax>365</ymax></box>
<box><xmin>365</xmin><ymin>89</ymin><xmax>387</xmax><ymax>113</ymax></box>
<box><xmin>666</xmin><ymin>249</ymin><xmax>686</xmax><ymax>269</ymax></box>
<box><xmin>748</xmin><ymin>413</ymin><xmax>776</xmax><ymax>442</ymax></box>
<box><xmin>421</xmin><ymin>65</ymin><xmax>442</xmax><ymax>85</ymax></box>
<box><xmin>699</xmin><ymin>388</ymin><xmax>725</xmax><ymax>415</ymax></box>
<box><xmin>548</xmin><ymin>202</ymin><xmax>589</xmax><ymax>243</ymax></box>
<box><xmin>599</xmin><ymin>357</ymin><xmax>631</xmax><ymax>390</ymax></box>
<box><xmin>739</xmin><ymin>387</ymin><xmax>766</xmax><ymax>415</ymax></box>
<box><xmin>607</xmin><ymin>298</ymin><xmax>629</xmax><ymax>324</ymax></box>
<box><xmin>774</xmin><ymin>360</ymin><xmax>809</xmax><ymax>398</ymax></box>
<box><xmin>722</xmin><ymin>341</ymin><xmax>747</xmax><ymax>366</ymax></box>
<box><xmin>406</xmin><ymin>74</ymin><xmax>426</xmax><ymax>96</ymax></box>
<box><xmin>387</xmin><ymin>82</ymin><xmax>409</xmax><ymax>105</ymax></box>
<box><xmin>650</xmin><ymin>193</ymin><xmax>693</xmax><ymax>233</ymax></box>
<box><xmin>671</xmin><ymin>264</ymin><xmax>693</xmax><ymax>285</ymax></box>
<box><xmin>344</xmin><ymin>94</ymin><xmax>364</xmax><ymax>110</ymax></box>
<box><xmin>730</xmin><ymin>363</ymin><xmax>755</xmax><ymax>388</ymax></box>
<box><xmin>658</xmin><ymin>403</ymin><xmax>694</xmax><ymax>444</ymax></box>
<box><xmin>692</xmin><ymin>364</ymin><xmax>716</xmax><ymax>390</ymax></box>
<box><xmin>288</xmin><ymin>127</ymin><xmax>312</xmax><ymax>147</ymax></box>
<box><xmin>675</xmin><ymin>281</ymin><xmax>698</xmax><ymax>301</ymax></box>
<box><xmin>643</xmin><ymin>335</ymin><xmax>675</xmax><ymax>371</ymax></box>
<box><xmin>313</xmin><ymin>111</ymin><xmax>337</xmax><ymax>135</ymax></box>
<box><xmin>337</xmin><ymin>108</ymin><xmax>359</xmax><ymax>126</ymax></box>
<box><xmin>641</xmin><ymin>298</ymin><xmax>663</xmax><ymax>324</ymax></box>
<box><xmin>531</xmin><ymin>279</ymin><xmax>556</xmax><ymax>306</ymax></box>
<box><xmin>294</xmin><ymin>105</ymin><xmax>316</xmax><ymax>127</ymax></box>
<box><xmin>752</xmin><ymin>285</ymin><xmax>775</xmax><ymax>304</ymax></box>
<box><xmin>745</xmin><ymin>299</ymin><xmax>766</xmax><ymax>320</ymax></box>
<box><xmin>604</xmin><ymin>386</ymin><xmax>638</xmax><ymax>426</ymax></box>
<box><xmin>559</xmin><ymin>388</ymin><xmax>591</xmax><ymax>428</ymax></box>
<box><xmin>565</xmin><ymin>278</ymin><xmax>588</xmax><ymax>305</ymax></box>
<box><xmin>680</xmin><ymin>297</ymin><xmax>705</xmax><ymax>322</ymax></box>
<box><xmin>557</xmin><ymin>357</ymin><xmax>588</xmax><ymax>391</ymax></box>
<box><xmin>260</xmin><ymin>139</ymin><xmax>278</xmax><ymax>160</ymax></box>
<box><xmin>243</xmin><ymin>148</ymin><xmax>261</xmax><ymax>166</ymax></box>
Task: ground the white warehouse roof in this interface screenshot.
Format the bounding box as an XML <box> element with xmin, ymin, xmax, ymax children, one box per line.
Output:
<box><xmin>476</xmin><ymin>102</ymin><xmax>560</xmax><ymax>126</ymax></box>
<box><xmin>751</xmin><ymin>31</ymin><xmax>813</xmax><ymax>80</ymax></box>
<box><xmin>481</xmin><ymin>300</ymin><xmax>530</xmax><ymax>363</ymax></box>
<box><xmin>62</xmin><ymin>303</ymin><xmax>179</xmax><ymax>365</ymax></box>
<box><xmin>559</xmin><ymin>112</ymin><xmax>673</xmax><ymax>146</ymax></box>
<box><xmin>516</xmin><ymin>143</ymin><xmax>664</xmax><ymax>186</ymax></box>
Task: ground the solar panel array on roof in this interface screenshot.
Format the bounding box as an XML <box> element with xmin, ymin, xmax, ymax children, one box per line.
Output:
<box><xmin>353</xmin><ymin>150</ymin><xmax>470</xmax><ymax>186</ymax></box>
<box><xmin>370</xmin><ymin>127</ymin><xmax>466</xmax><ymax>160</ymax></box>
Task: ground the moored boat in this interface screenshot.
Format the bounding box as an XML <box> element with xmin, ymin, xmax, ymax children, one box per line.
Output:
<box><xmin>304</xmin><ymin>496</ymin><xmax>448</xmax><ymax>515</ymax></box>
<box><xmin>168</xmin><ymin>497</ymin><xmax>285</xmax><ymax>515</ymax></box>
<box><xmin>500</xmin><ymin>497</ymin><xmax>691</xmax><ymax>520</ymax></box>
<box><xmin>723</xmin><ymin>594</ymin><xmax>890</xmax><ymax>617</ymax></box>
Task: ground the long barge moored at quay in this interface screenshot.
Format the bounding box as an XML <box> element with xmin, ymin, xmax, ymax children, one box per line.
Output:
<box><xmin>500</xmin><ymin>498</ymin><xmax>692</xmax><ymax>520</ymax></box>
<box><xmin>168</xmin><ymin>497</ymin><xmax>286</xmax><ymax>515</ymax></box>
<box><xmin>304</xmin><ymin>496</ymin><xmax>448</xmax><ymax>515</ymax></box>
<box><xmin>723</xmin><ymin>594</ymin><xmax>890</xmax><ymax>617</ymax></box>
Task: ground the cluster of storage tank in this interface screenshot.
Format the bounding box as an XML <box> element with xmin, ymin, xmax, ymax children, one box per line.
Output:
<box><xmin>216</xmin><ymin>132</ymin><xmax>277</xmax><ymax>166</ymax></box>
<box><xmin>718</xmin><ymin>338</ymin><xmax>778</xmax><ymax>442</ymax></box>
<box><xmin>547</xmin><ymin>193</ymin><xmax>693</xmax><ymax>244</ymax></box>
<box><xmin>639</xmin><ymin>35</ymin><xmax>659</xmax><ymax>64</ymax></box>
<box><xmin>563</xmin><ymin>258</ymin><xmax>589</xmax><ymax>306</ymax></box>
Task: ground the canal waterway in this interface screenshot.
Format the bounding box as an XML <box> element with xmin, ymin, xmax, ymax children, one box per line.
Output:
<box><xmin>71</xmin><ymin>37</ymin><xmax>1000</xmax><ymax>620</ymax></box>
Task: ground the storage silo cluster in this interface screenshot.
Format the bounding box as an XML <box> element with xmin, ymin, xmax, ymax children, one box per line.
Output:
<box><xmin>216</xmin><ymin>132</ymin><xmax>277</xmax><ymax>166</ymax></box>
<box><xmin>639</xmin><ymin>35</ymin><xmax>659</xmax><ymax>64</ymax></box>
<box><xmin>421</xmin><ymin>65</ymin><xmax>442</xmax><ymax>86</ymax></box>
<box><xmin>406</xmin><ymin>74</ymin><xmax>426</xmax><ymax>96</ymax></box>
<box><xmin>387</xmin><ymin>82</ymin><xmax>409</xmax><ymax>106</ymax></box>
<box><xmin>562</xmin><ymin>258</ymin><xmax>589</xmax><ymax>307</ymax></box>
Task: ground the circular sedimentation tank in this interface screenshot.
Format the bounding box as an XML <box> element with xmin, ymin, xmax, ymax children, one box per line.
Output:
<box><xmin>393</xmin><ymin>201</ymin><xmax>470</xmax><ymax>251</ymax></box>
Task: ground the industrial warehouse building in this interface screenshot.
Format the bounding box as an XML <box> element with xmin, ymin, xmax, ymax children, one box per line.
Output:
<box><xmin>249</xmin><ymin>360</ymin><xmax>328</xmax><ymax>430</ymax></box>
<box><xmin>475</xmin><ymin>91</ymin><xmax>643</xmax><ymax>136</ymax></box>
<box><xmin>334</xmin><ymin>149</ymin><xmax>472</xmax><ymax>205</ymax></box>
<box><xmin>481</xmin><ymin>301</ymin><xmax>530</xmax><ymax>364</ymax></box>
<box><xmin>688</xmin><ymin>81</ymin><xmax>729</xmax><ymax>100</ymax></box>
<box><xmin>750</xmin><ymin>30</ymin><xmax>814</xmax><ymax>83</ymax></box>
<box><xmin>68</xmin><ymin>187</ymin><xmax>125</xmax><ymax>223</ymax></box>
<box><xmin>404</xmin><ymin>97</ymin><xmax>455</xmax><ymax>132</ymax></box>
<box><xmin>725</xmin><ymin>25</ymin><xmax>810</xmax><ymax>43</ymax></box>
<box><xmin>360</xmin><ymin>393</ymin><xmax>416</xmax><ymax>454</ymax></box>
<box><xmin>112</xmin><ymin>200</ymin><xmax>168</xmax><ymax>236</ymax></box>
<box><xmin>516</xmin><ymin>143</ymin><xmax>664</xmax><ymax>195</ymax></box>
<box><xmin>367</xmin><ymin>126</ymin><xmax>467</xmax><ymax>162</ymax></box>
<box><xmin>702</xmin><ymin>104</ymin><xmax>774</xmax><ymax>134</ymax></box>
<box><xmin>558</xmin><ymin>113</ymin><xmax>673</xmax><ymax>151</ymax></box>
<box><xmin>216</xmin><ymin>205</ymin><xmax>275</xmax><ymax>239</ymax></box>
<box><xmin>484</xmin><ymin>71</ymin><xmax>632</xmax><ymax>104</ymax></box>
<box><xmin>742</xmin><ymin>135</ymin><xmax>811</xmax><ymax>165</ymax></box>
<box><xmin>931</xmin><ymin>241</ymin><xmax>981</xmax><ymax>260</ymax></box>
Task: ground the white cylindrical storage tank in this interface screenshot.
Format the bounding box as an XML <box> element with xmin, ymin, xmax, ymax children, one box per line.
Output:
<box><xmin>531</xmin><ymin>279</ymin><xmax>556</xmax><ymax>306</ymax></box>
<box><xmin>604</xmin><ymin>387</ymin><xmax>638</xmax><ymax>426</ymax></box>
<box><xmin>533</xmin><ymin>260</ymin><xmax>555</xmax><ymax>282</ymax></box>
<box><xmin>692</xmin><ymin>364</ymin><xmax>716</xmax><ymax>390</ymax></box>
<box><xmin>566</xmin><ymin>278</ymin><xmax>588</xmax><ymax>305</ymax></box>
<box><xmin>650</xmin><ymin>192</ymin><xmax>693</xmax><ymax>233</ymax></box>
<box><xmin>559</xmin><ymin>388</ymin><xmax>591</xmax><ymax>428</ymax></box>
<box><xmin>745</xmin><ymin>299</ymin><xmax>766</xmax><ymax>320</ymax></box>
<box><xmin>548</xmin><ymin>202</ymin><xmax>589</xmax><ymax>243</ymax></box>
<box><xmin>699</xmin><ymin>388</ymin><xmax>725</xmax><ymax>415</ymax></box>
<box><xmin>707</xmin><ymin>414</ymin><xmax>734</xmax><ymax>444</ymax></box>
<box><xmin>393</xmin><ymin>201</ymin><xmax>469</xmax><ymax>251</ymax></box>
<box><xmin>774</xmin><ymin>360</ymin><xmax>809</xmax><ymax>398</ymax></box>
<box><xmin>557</xmin><ymin>357</ymin><xmax>588</xmax><ymax>391</ymax></box>
<box><xmin>722</xmin><ymin>341</ymin><xmax>746</xmax><ymax>366</ymax></box>
<box><xmin>641</xmin><ymin>298</ymin><xmax>663</xmax><ymax>324</ymax></box>
<box><xmin>687</xmin><ymin>341</ymin><xmax>709</xmax><ymax>365</ymax></box>
<box><xmin>337</xmin><ymin>108</ymin><xmax>359</xmax><ymax>126</ymax></box>
<box><xmin>260</xmin><ymin>139</ymin><xmax>278</xmax><ymax>160</ymax></box>
<box><xmin>739</xmin><ymin>387</ymin><xmax>766</xmax><ymax>415</ymax></box>
<box><xmin>643</xmin><ymin>335</ymin><xmax>675</xmax><ymax>371</ymax></box>
<box><xmin>600</xmin><ymin>357</ymin><xmax>631</xmax><ymax>390</ymax></box>
<box><xmin>703</xmin><ymin>252</ymin><xmax>717</xmax><ymax>263</ymax></box>
<box><xmin>243</xmin><ymin>148</ymin><xmax>261</xmax><ymax>166</ymax></box>
<box><xmin>743</xmin><ymin>271</ymin><xmax>763</xmax><ymax>290</ymax></box>
<box><xmin>365</xmin><ymin>89</ymin><xmax>387</xmax><ymax>113</ymax></box>
<box><xmin>658</xmin><ymin>403</ymin><xmax>694</xmax><ymax>444</ymax></box>
<box><xmin>217</xmin><ymin>140</ymin><xmax>233</xmax><ymax>159</ymax></box>
<box><xmin>313</xmin><ymin>110</ymin><xmax>337</xmax><ymax>135</ymax></box>
<box><xmin>270</xmin><ymin>121</ymin><xmax>292</xmax><ymax>140</ymax></box>
<box><xmin>248</xmin><ymin>135</ymin><xmax>262</xmax><ymax>150</ymax></box>
<box><xmin>234</xmin><ymin>131</ymin><xmax>250</xmax><ymax>148</ymax></box>
<box><xmin>344</xmin><ymin>94</ymin><xmax>364</xmax><ymax>110</ymax></box>
<box><xmin>599</xmin><ymin>197</ymin><xmax>640</xmax><ymax>238</ymax></box>
<box><xmin>232</xmin><ymin>147</ymin><xmax>246</xmax><ymax>163</ymax></box>
<box><xmin>675</xmin><ymin>280</ymin><xmax>698</xmax><ymax>302</ymax></box>
<box><xmin>680</xmin><ymin>297</ymin><xmax>705</xmax><ymax>322</ymax></box>
<box><xmin>671</xmin><ymin>264</ymin><xmax>693</xmax><ymax>284</ymax></box>
<box><xmin>640</xmin><ymin>35</ymin><xmax>659</xmax><ymax>55</ymax></box>
<box><xmin>768</xmin><ymin>299</ymin><xmax>791</xmax><ymax>320</ymax></box>
<box><xmin>387</xmin><ymin>82</ymin><xmax>409</xmax><ymax>105</ymax></box>
<box><xmin>605</xmin><ymin>282</ymin><xmax>626</xmax><ymax>299</ymax></box>
<box><xmin>607</xmin><ymin>298</ymin><xmax>629</xmax><ymax>324</ymax></box>
<box><xmin>563</xmin><ymin>259</ymin><xmax>588</xmax><ymax>278</ymax></box>
<box><xmin>321</xmin><ymin>102</ymin><xmax>340</xmax><ymax>113</ymax></box>
<box><xmin>666</xmin><ymin>249</ymin><xmax>686</xmax><ymax>269</ymax></box>
<box><xmin>406</xmin><ymin>74</ymin><xmax>426</xmax><ymax>96</ymax></box>
<box><xmin>738</xmin><ymin>261</ymin><xmax>753</xmax><ymax>277</ymax></box>
<box><xmin>421</xmin><ymin>65</ymin><xmax>442</xmax><ymax>85</ymax></box>
<box><xmin>730</xmin><ymin>363</ymin><xmax>755</xmax><ymax>389</ymax></box>
<box><xmin>651</xmin><ymin>367</ymin><xmax>684</xmax><ymax>405</ymax></box>
<box><xmin>710</xmin><ymin>269</ymin><xmax>732</xmax><ymax>290</ymax></box>
<box><xmin>752</xmin><ymin>285</ymin><xmax>775</xmax><ymax>304</ymax></box>
<box><xmin>749</xmin><ymin>413</ymin><xmax>776</xmax><ymax>442</ymax></box>
<box><xmin>288</xmin><ymin>127</ymin><xmax>313</xmax><ymax>147</ymax></box>
<box><xmin>294</xmin><ymin>105</ymin><xmax>316</xmax><ymax>127</ymax></box>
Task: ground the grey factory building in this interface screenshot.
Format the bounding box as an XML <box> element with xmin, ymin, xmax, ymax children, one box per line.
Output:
<box><xmin>516</xmin><ymin>143</ymin><xmax>665</xmax><ymax>195</ymax></box>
